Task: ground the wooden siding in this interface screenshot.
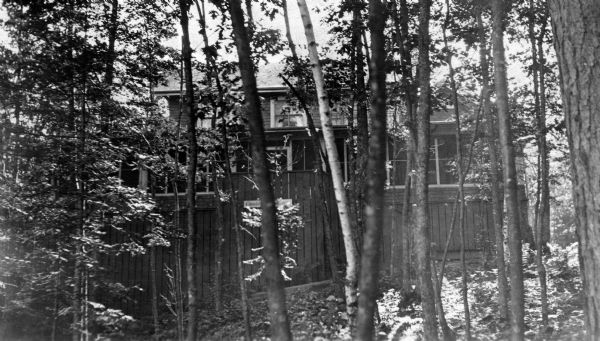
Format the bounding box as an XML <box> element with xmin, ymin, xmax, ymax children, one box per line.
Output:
<box><xmin>101</xmin><ymin>171</ymin><xmax>523</xmax><ymax>316</ymax></box>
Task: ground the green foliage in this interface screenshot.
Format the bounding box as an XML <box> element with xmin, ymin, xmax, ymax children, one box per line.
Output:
<box><xmin>242</xmin><ymin>201</ymin><xmax>303</xmax><ymax>281</ymax></box>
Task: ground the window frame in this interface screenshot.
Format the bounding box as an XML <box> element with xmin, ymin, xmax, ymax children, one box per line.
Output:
<box><xmin>386</xmin><ymin>136</ymin><xmax>471</xmax><ymax>188</ymax></box>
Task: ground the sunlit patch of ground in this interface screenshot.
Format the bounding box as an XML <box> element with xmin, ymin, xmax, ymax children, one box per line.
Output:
<box><xmin>146</xmin><ymin>246</ymin><xmax>584</xmax><ymax>340</ymax></box>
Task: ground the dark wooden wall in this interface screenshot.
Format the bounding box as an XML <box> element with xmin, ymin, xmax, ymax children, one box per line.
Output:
<box><xmin>102</xmin><ymin>171</ymin><xmax>508</xmax><ymax>316</ymax></box>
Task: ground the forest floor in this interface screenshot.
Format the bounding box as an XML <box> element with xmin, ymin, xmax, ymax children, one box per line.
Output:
<box><xmin>130</xmin><ymin>245</ymin><xmax>583</xmax><ymax>340</ymax></box>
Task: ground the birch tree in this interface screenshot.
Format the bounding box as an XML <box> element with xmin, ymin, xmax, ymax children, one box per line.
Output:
<box><xmin>296</xmin><ymin>0</ymin><xmax>361</xmax><ymax>327</ymax></box>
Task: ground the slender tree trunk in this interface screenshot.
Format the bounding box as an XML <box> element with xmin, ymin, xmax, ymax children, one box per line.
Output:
<box><xmin>414</xmin><ymin>1</ymin><xmax>438</xmax><ymax>339</ymax></box>
<box><xmin>178</xmin><ymin>1</ymin><xmax>199</xmax><ymax>339</ymax></box>
<box><xmin>281</xmin><ymin>0</ymin><xmax>298</xmax><ymax>61</ymax></box>
<box><xmin>150</xmin><ymin>244</ymin><xmax>160</xmax><ymax>339</ymax></box>
<box><xmin>549</xmin><ymin>1</ymin><xmax>600</xmax><ymax>339</ymax></box>
<box><xmin>296</xmin><ymin>0</ymin><xmax>361</xmax><ymax>328</ymax></box>
<box><xmin>431</xmin><ymin>259</ymin><xmax>456</xmax><ymax>341</ymax></box>
<box><xmin>442</xmin><ymin>1</ymin><xmax>470</xmax><ymax>338</ymax></box>
<box><xmin>355</xmin><ymin>1</ymin><xmax>386</xmax><ymax>339</ymax></box>
<box><xmin>195</xmin><ymin>2</ymin><xmax>251</xmax><ymax>334</ymax></box>
<box><xmin>229</xmin><ymin>1</ymin><xmax>292</xmax><ymax>339</ymax></box>
<box><xmin>392</xmin><ymin>0</ymin><xmax>417</xmax><ymax>290</ymax></box>
<box><xmin>491</xmin><ymin>1</ymin><xmax>525</xmax><ymax>339</ymax></box>
<box><xmin>173</xmin><ymin>57</ymin><xmax>185</xmax><ymax>341</ymax></box>
<box><xmin>278</xmin><ymin>4</ymin><xmax>339</xmax><ymax>287</ymax></box>
<box><xmin>475</xmin><ymin>7</ymin><xmax>509</xmax><ymax>321</ymax></box>
<box><xmin>536</xmin><ymin>3</ymin><xmax>550</xmax><ymax>330</ymax></box>
<box><xmin>224</xmin><ymin>131</ymin><xmax>253</xmax><ymax>341</ymax></box>
<box><xmin>280</xmin><ymin>76</ymin><xmax>340</xmax><ymax>286</ymax></box>
<box><xmin>351</xmin><ymin>0</ymin><xmax>369</xmax><ymax>251</ymax></box>
<box><xmin>536</xmin><ymin>2</ymin><xmax>551</xmax><ymax>253</ymax></box>
<box><xmin>528</xmin><ymin>0</ymin><xmax>550</xmax><ymax>331</ymax></box>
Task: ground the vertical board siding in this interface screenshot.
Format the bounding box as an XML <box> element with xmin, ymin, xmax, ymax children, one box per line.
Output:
<box><xmin>101</xmin><ymin>172</ymin><xmax>497</xmax><ymax>316</ymax></box>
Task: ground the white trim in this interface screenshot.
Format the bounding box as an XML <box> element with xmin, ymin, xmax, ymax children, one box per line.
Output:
<box><xmin>270</xmin><ymin>98</ymin><xmax>276</xmax><ymax>128</ymax></box>
<box><xmin>154</xmin><ymin>191</ymin><xmax>215</xmax><ymax>197</ymax></box>
<box><xmin>434</xmin><ymin>138</ymin><xmax>441</xmax><ymax>185</ymax></box>
<box><xmin>343</xmin><ymin>141</ymin><xmax>348</xmax><ymax>182</ymax></box>
<box><xmin>387</xmin><ymin>183</ymin><xmax>479</xmax><ymax>189</ymax></box>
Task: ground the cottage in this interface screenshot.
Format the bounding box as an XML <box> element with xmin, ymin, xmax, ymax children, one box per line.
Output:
<box><xmin>107</xmin><ymin>71</ymin><xmax>527</xmax><ymax>316</ymax></box>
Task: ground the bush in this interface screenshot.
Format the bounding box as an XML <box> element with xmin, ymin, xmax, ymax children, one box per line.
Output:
<box><xmin>242</xmin><ymin>200</ymin><xmax>303</xmax><ymax>281</ymax></box>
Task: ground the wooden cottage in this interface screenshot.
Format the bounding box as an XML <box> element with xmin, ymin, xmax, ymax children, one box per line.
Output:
<box><xmin>106</xmin><ymin>73</ymin><xmax>527</xmax><ymax>316</ymax></box>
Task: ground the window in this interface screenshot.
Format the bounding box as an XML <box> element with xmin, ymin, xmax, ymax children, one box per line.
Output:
<box><xmin>387</xmin><ymin>135</ymin><xmax>458</xmax><ymax>186</ymax></box>
<box><xmin>266</xmin><ymin>146</ymin><xmax>292</xmax><ymax>174</ymax></box>
<box><xmin>330</xmin><ymin>102</ymin><xmax>348</xmax><ymax>126</ymax></box>
<box><xmin>273</xmin><ymin>100</ymin><xmax>306</xmax><ymax>128</ymax></box>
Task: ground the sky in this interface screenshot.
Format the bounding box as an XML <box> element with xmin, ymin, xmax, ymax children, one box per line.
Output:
<box><xmin>164</xmin><ymin>1</ymin><xmax>338</xmax><ymax>62</ymax></box>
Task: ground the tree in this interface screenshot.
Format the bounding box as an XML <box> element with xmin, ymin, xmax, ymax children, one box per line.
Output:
<box><xmin>442</xmin><ymin>0</ymin><xmax>470</xmax><ymax>338</ymax></box>
<box><xmin>549</xmin><ymin>1</ymin><xmax>600</xmax><ymax>339</ymax></box>
<box><xmin>296</xmin><ymin>0</ymin><xmax>361</xmax><ymax>328</ymax></box>
<box><xmin>356</xmin><ymin>0</ymin><xmax>387</xmax><ymax>338</ymax></box>
<box><xmin>526</xmin><ymin>0</ymin><xmax>549</xmax><ymax>331</ymax></box>
<box><xmin>177</xmin><ymin>1</ymin><xmax>200</xmax><ymax>340</ymax></box>
<box><xmin>0</xmin><ymin>0</ymin><xmax>175</xmax><ymax>339</ymax></box>
<box><xmin>228</xmin><ymin>0</ymin><xmax>292</xmax><ymax>339</ymax></box>
<box><xmin>491</xmin><ymin>0</ymin><xmax>525</xmax><ymax>339</ymax></box>
<box><xmin>474</xmin><ymin>4</ymin><xmax>509</xmax><ymax>321</ymax></box>
<box><xmin>413</xmin><ymin>0</ymin><xmax>439</xmax><ymax>339</ymax></box>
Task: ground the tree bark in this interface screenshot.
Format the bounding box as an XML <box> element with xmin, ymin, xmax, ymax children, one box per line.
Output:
<box><xmin>528</xmin><ymin>0</ymin><xmax>549</xmax><ymax>330</ymax></box>
<box><xmin>229</xmin><ymin>0</ymin><xmax>292</xmax><ymax>339</ymax></box>
<box><xmin>355</xmin><ymin>0</ymin><xmax>386</xmax><ymax>339</ymax></box>
<box><xmin>351</xmin><ymin>0</ymin><xmax>369</xmax><ymax>251</ymax></box>
<box><xmin>296</xmin><ymin>0</ymin><xmax>361</xmax><ymax>329</ymax></box>
<box><xmin>280</xmin><ymin>75</ymin><xmax>340</xmax><ymax>287</ymax></box>
<box><xmin>281</xmin><ymin>0</ymin><xmax>298</xmax><ymax>61</ymax></box>
<box><xmin>549</xmin><ymin>1</ymin><xmax>600</xmax><ymax>339</ymax></box>
<box><xmin>442</xmin><ymin>0</ymin><xmax>470</xmax><ymax>337</ymax></box>
<box><xmin>491</xmin><ymin>1</ymin><xmax>525</xmax><ymax>339</ymax></box>
<box><xmin>178</xmin><ymin>1</ymin><xmax>199</xmax><ymax>340</ymax></box>
<box><xmin>537</xmin><ymin>3</ymin><xmax>551</xmax><ymax>251</ymax></box>
<box><xmin>414</xmin><ymin>0</ymin><xmax>438</xmax><ymax>339</ymax></box>
<box><xmin>391</xmin><ymin>0</ymin><xmax>417</xmax><ymax>290</ymax></box>
<box><xmin>475</xmin><ymin>7</ymin><xmax>509</xmax><ymax>321</ymax></box>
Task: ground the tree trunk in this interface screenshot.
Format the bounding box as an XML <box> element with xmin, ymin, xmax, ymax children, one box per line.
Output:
<box><xmin>537</xmin><ymin>3</ymin><xmax>551</xmax><ymax>252</ymax></box>
<box><xmin>281</xmin><ymin>0</ymin><xmax>298</xmax><ymax>61</ymax></box>
<box><xmin>194</xmin><ymin>0</ymin><xmax>226</xmax><ymax>313</ymax></box>
<box><xmin>296</xmin><ymin>0</ymin><xmax>361</xmax><ymax>328</ymax></box>
<box><xmin>392</xmin><ymin>0</ymin><xmax>417</xmax><ymax>290</ymax></box>
<box><xmin>491</xmin><ymin>1</ymin><xmax>525</xmax><ymax>339</ymax></box>
<box><xmin>229</xmin><ymin>1</ymin><xmax>292</xmax><ymax>339</ymax></box>
<box><xmin>549</xmin><ymin>1</ymin><xmax>600</xmax><ymax>339</ymax></box>
<box><xmin>280</xmin><ymin>76</ymin><xmax>340</xmax><ymax>287</ymax></box>
<box><xmin>442</xmin><ymin>0</ymin><xmax>470</xmax><ymax>337</ymax></box>
<box><xmin>414</xmin><ymin>1</ymin><xmax>438</xmax><ymax>339</ymax></box>
<box><xmin>528</xmin><ymin>0</ymin><xmax>549</xmax><ymax>331</ymax></box>
<box><xmin>351</xmin><ymin>0</ymin><xmax>369</xmax><ymax>252</ymax></box>
<box><xmin>355</xmin><ymin>0</ymin><xmax>386</xmax><ymax>339</ymax></box>
<box><xmin>475</xmin><ymin>7</ymin><xmax>509</xmax><ymax>321</ymax></box>
<box><xmin>178</xmin><ymin>1</ymin><xmax>199</xmax><ymax>339</ymax></box>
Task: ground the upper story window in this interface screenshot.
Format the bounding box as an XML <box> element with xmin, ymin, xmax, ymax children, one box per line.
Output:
<box><xmin>272</xmin><ymin>98</ymin><xmax>306</xmax><ymax>128</ymax></box>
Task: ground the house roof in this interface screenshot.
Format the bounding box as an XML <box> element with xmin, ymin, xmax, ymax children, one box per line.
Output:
<box><xmin>154</xmin><ymin>63</ymin><xmax>287</xmax><ymax>95</ymax></box>
<box><xmin>154</xmin><ymin>63</ymin><xmax>476</xmax><ymax>125</ymax></box>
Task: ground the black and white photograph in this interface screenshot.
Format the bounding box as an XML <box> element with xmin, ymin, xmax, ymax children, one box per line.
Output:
<box><xmin>0</xmin><ymin>0</ymin><xmax>597</xmax><ymax>340</ymax></box>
